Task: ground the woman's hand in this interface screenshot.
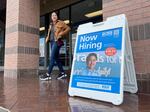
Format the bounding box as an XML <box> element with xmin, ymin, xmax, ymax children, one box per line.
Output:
<box><xmin>54</xmin><ymin>32</ymin><xmax>62</xmax><ymax>40</ymax></box>
<box><xmin>57</xmin><ymin>32</ymin><xmax>63</xmax><ymax>39</ymax></box>
<box><xmin>58</xmin><ymin>32</ymin><xmax>63</xmax><ymax>37</ymax></box>
<box><xmin>46</xmin><ymin>36</ymin><xmax>49</xmax><ymax>43</ymax></box>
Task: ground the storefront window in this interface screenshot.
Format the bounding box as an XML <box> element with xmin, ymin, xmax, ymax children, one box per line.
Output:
<box><xmin>39</xmin><ymin>16</ymin><xmax>45</xmax><ymax>67</ymax></box>
<box><xmin>0</xmin><ymin>29</ymin><xmax>4</xmax><ymax>66</ymax></box>
<box><xmin>71</xmin><ymin>0</ymin><xmax>102</xmax><ymax>33</ymax></box>
<box><xmin>59</xmin><ymin>7</ymin><xmax>70</xmax><ymax>67</ymax></box>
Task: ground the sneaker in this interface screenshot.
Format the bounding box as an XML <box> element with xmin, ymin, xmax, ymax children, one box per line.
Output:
<box><xmin>57</xmin><ymin>73</ymin><xmax>67</xmax><ymax>80</ymax></box>
<box><xmin>40</xmin><ymin>73</ymin><xmax>51</xmax><ymax>81</ymax></box>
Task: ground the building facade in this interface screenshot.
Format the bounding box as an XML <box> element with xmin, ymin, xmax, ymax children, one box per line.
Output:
<box><xmin>103</xmin><ymin>0</ymin><xmax>150</xmax><ymax>94</ymax></box>
<box><xmin>0</xmin><ymin>0</ymin><xmax>150</xmax><ymax>93</ymax></box>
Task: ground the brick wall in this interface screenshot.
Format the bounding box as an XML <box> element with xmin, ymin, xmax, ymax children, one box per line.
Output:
<box><xmin>103</xmin><ymin>0</ymin><xmax>150</xmax><ymax>25</ymax></box>
<box><xmin>103</xmin><ymin>0</ymin><xmax>150</xmax><ymax>93</ymax></box>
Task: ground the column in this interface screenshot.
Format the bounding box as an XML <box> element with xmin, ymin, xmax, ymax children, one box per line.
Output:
<box><xmin>4</xmin><ymin>0</ymin><xmax>40</xmax><ymax>78</ymax></box>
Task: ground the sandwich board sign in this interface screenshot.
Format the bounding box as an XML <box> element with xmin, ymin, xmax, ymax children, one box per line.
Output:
<box><xmin>68</xmin><ymin>14</ymin><xmax>138</xmax><ymax>105</ymax></box>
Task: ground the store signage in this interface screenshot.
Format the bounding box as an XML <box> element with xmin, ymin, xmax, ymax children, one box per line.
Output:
<box><xmin>68</xmin><ymin>14</ymin><xmax>138</xmax><ymax>105</ymax></box>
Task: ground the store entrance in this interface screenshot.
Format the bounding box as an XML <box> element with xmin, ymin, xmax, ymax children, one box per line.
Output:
<box><xmin>39</xmin><ymin>0</ymin><xmax>103</xmax><ymax>70</ymax></box>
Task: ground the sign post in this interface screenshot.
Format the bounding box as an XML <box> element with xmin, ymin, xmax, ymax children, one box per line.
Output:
<box><xmin>68</xmin><ymin>14</ymin><xmax>138</xmax><ymax>105</ymax></box>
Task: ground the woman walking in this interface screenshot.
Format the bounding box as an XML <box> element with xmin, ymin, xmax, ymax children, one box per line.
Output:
<box><xmin>40</xmin><ymin>12</ymin><xmax>70</xmax><ymax>81</ymax></box>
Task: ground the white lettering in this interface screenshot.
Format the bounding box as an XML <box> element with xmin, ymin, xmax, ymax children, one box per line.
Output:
<box><xmin>80</xmin><ymin>35</ymin><xmax>98</xmax><ymax>42</ymax></box>
<box><xmin>79</xmin><ymin>42</ymin><xmax>102</xmax><ymax>51</ymax></box>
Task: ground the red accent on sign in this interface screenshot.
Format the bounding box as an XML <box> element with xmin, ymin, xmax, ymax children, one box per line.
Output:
<box><xmin>105</xmin><ymin>47</ymin><xmax>117</xmax><ymax>56</ymax></box>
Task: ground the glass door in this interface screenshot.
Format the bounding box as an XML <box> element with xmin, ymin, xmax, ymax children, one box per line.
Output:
<box><xmin>59</xmin><ymin>7</ymin><xmax>71</xmax><ymax>68</ymax></box>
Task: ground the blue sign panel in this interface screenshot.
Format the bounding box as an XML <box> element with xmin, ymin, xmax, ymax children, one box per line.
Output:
<box><xmin>71</xmin><ymin>27</ymin><xmax>123</xmax><ymax>94</ymax></box>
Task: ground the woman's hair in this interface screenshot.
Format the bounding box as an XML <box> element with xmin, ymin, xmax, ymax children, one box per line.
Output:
<box><xmin>86</xmin><ymin>53</ymin><xmax>97</xmax><ymax>64</ymax></box>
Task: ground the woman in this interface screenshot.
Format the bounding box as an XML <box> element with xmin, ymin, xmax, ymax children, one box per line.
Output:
<box><xmin>40</xmin><ymin>12</ymin><xmax>70</xmax><ymax>81</ymax></box>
